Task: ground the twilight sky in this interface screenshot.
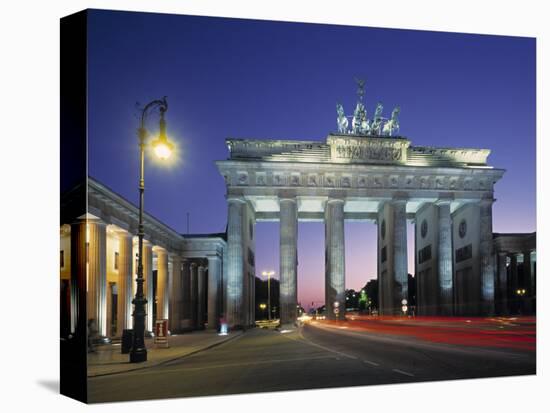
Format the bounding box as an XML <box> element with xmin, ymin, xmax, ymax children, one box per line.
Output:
<box><xmin>87</xmin><ymin>9</ymin><xmax>536</xmax><ymax>309</ymax></box>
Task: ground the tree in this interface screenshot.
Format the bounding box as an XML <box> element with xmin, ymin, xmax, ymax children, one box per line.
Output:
<box><xmin>363</xmin><ymin>279</ymin><xmax>378</xmax><ymax>311</ymax></box>
<box><xmin>407</xmin><ymin>273</ymin><xmax>416</xmax><ymax>308</ymax></box>
<box><xmin>345</xmin><ymin>289</ymin><xmax>359</xmax><ymax>310</ymax></box>
<box><xmin>358</xmin><ymin>288</ymin><xmax>368</xmax><ymax>311</ymax></box>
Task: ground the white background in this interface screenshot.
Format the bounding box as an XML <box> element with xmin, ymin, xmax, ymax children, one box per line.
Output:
<box><xmin>0</xmin><ymin>0</ymin><xmax>547</xmax><ymax>411</ymax></box>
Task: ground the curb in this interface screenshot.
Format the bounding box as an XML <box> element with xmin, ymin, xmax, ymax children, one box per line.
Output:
<box><xmin>88</xmin><ymin>331</ymin><xmax>244</xmax><ymax>378</ymax></box>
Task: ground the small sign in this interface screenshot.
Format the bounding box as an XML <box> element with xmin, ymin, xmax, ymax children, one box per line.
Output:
<box><xmin>154</xmin><ymin>319</ymin><xmax>169</xmax><ymax>348</ymax></box>
<box><xmin>401</xmin><ymin>299</ymin><xmax>408</xmax><ymax>305</ymax></box>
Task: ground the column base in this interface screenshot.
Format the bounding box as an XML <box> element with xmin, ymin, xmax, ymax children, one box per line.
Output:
<box><xmin>92</xmin><ymin>336</ymin><xmax>112</xmax><ymax>345</ymax></box>
<box><xmin>277</xmin><ymin>322</ymin><xmax>297</xmax><ymax>331</ymax></box>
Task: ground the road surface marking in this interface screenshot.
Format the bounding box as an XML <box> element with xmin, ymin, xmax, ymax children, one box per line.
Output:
<box><xmin>306</xmin><ymin>322</ymin><xmax>534</xmax><ymax>360</ymax></box>
<box><xmin>288</xmin><ymin>328</ymin><xmax>358</xmax><ymax>360</ymax></box>
<box><xmin>363</xmin><ymin>359</ymin><xmax>380</xmax><ymax>366</ymax></box>
<box><xmin>393</xmin><ymin>368</ymin><xmax>415</xmax><ymax>377</ymax></box>
<box><xmin>133</xmin><ymin>355</ymin><xmax>338</xmax><ymax>375</ymax></box>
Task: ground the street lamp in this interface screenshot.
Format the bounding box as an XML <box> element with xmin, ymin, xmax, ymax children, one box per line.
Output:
<box><xmin>259</xmin><ymin>303</ymin><xmax>267</xmax><ymax>319</ymax></box>
<box><xmin>262</xmin><ymin>271</ymin><xmax>275</xmax><ymax>321</ymax></box>
<box><xmin>130</xmin><ymin>97</ymin><xmax>175</xmax><ymax>363</ymax></box>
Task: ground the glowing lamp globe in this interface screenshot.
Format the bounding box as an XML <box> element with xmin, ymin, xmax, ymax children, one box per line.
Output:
<box><xmin>152</xmin><ymin>137</ymin><xmax>174</xmax><ymax>160</ymax></box>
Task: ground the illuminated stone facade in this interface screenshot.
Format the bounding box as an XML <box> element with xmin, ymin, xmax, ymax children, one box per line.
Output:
<box><xmin>60</xmin><ymin>179</ymin><xmax>226</xmax><ymax>340</ymax></box>
<box><xmin>216</xmin><ymin>132</ymin><xmax>523</xmax><ymax>323</ymax></box>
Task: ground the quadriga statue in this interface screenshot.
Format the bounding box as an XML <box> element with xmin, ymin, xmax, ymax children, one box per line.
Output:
<box><xmin>352</xmin><ymin>102</ymin><xmax>369</xmax><ymax>135</ymax></box>
<box><xmin>371</xmin><ymin>102</ymin><xmax>384</xmax><ymax>135</ymax></box>
<box><xmin>382</xmin><ymin>106</ymin><xmax>401</xmax><ymax>137</ymax></box>
<box><xmin>336</xmin><ymin>103</ymin><xmax>349</xmax><ymax>134</ymax></box>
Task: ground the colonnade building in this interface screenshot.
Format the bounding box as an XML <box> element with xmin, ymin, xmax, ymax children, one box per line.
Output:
<box><xmin>60</xmin><ymin>134</ymin><xmax>536</xmax><ymax>338</ymax></box>
<box><xmin>60</xmin><ymin>178</ymin><xmax>226</xmax><ymax>341</ymax></box>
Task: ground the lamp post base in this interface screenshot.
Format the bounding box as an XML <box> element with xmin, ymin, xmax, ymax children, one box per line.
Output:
<box><xmin>129</xmin><ymin>348</ymin><xmax>147</xmax><ymax>363</ymax></box>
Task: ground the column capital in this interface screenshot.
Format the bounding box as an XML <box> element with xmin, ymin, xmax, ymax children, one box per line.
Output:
<box><xmin>152</xmin><ymin>245</ymin><xmax>168</xmax><ymax>254</ymax></box>
<box><xmin>190</xmin><ymin>261</ymin><xmax>198</xmax><ymax>268</ymax></box>
<box><xmin>168</xmin><ymin>253</ymin><xmax>182</xmax><ymax>262</ymax></box>
<box><xmin>227</xmin><ymin>195</ymin><xmax>246</xmax><ymax>204</ymax></box>
<box><xmin>117</xmin><ymin>230</ymin><xmax>134</xmax><ymax>240</ymax></box>
<box><xmin>435</xmin><ymin>197</ymin><xmax>453</xmax><ymax>206</ymax></box>
<box><xmin>391</xmin><ymin>195</ymin><xmax>408</xmax><ymax>204</ymax></box>
<box><xmin>87</xmin><ymin>219</ymin><xmax>108</xmax><ymax>228</ymax></box>
<box><xmin>326</xmin><ymin>197</ymin><xmax>345</xmax><ymax>205</ymax></box>
<box><xmin>135</xmin><ymin>238</ymin><xmax>152</xmax><ymax>247</ymax></box>
<box><xmin>479</xmin><ymin>197</ymin><xmax>496</xmax><ymax>206</ymax></box>
<box><xmin>279</xmin><ymin>196</ymin><xmax>297</xmax><ymax>203</ymax></box>
<box><xmin>206</xmin><ymin>253</ymin><xmax>222</xmax><ymax>261</ymax></box>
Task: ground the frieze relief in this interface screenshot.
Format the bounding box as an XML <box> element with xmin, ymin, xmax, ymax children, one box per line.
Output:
<box><xmin>256</xmin><ymin>173</ymin><xmax>266</xmax><ymax>186</ymax></box>
<box><xmin>273</xmin><ymin>173</ymin><xmax>284</xmax><ymax>186</ymax></box>
<box><xmin>328</xmin><ymin>135</ymin><xmax>410</xmax><ymax>164</ymax></box>
<box><xmin>435</xmin><ymin>176</ymin><xmax>446</xmax><ymax>189</ymax></box>
<box><xmin>223</xmin><ymin>174</ymin><xmax>231</xmax><ymax>186</ymax></box>
<box><xmin>449</xmin><ymin>178</ymin><xmax>459</xmax><ymax>190</ymax></box>
<box><xmin>308</xmin><ymin>174</ymin><xmax>318</xmax><ymax>187</ymax></box>
<box><xmin>237</xmin><ymin>172</ymin><xmax>249</xmax><ymax>186</ymax></box>
<box><xmin>373</xmin><ymin>176</ymin><xmax>384</xmax><ymax>188</ymax></box>
<box><xmin>341</xmin><ymin>175</ymin><xmax>352</xmax><ymax>188</ymax></box>
<box><xmin>223</xmin><ymin>167</ymin><xmax>491</xmax><ymax>193</ymax></box>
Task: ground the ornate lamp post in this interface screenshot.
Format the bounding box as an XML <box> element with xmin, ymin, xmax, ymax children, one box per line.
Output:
<box><xmin>130</xmin><ymin>97</ymin><xmax>174</xmax><ymax>363</ymax></box>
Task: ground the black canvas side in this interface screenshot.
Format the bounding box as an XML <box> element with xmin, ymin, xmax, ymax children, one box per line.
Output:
<box><xmin>60</xmin><ymin>9</ymin><xmax>88</xmax><ymax>404</ymax></box>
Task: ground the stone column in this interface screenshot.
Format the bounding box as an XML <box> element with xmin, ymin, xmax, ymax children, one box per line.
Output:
<box><xmin>479</xmin><ymin>199</ymin><xmax>495</xmax><ymax>315</ymax></box>
<box><xmin>87</xmin><ymin>221</ymin><xmax>107</xmax><ymax>339</ymax></box>
<box><xmin>510</xmin><ymin>254</ymin><xmax>518</xmax><ymax>309</ymax></box>
<box><xmin>180</xmin><ymin>259</ymin><xmax>191</xmax><ymax>329</ymax></box>
<box><xmin>116</xmin><ymin>232</ymin><xmax>133</xmax><ymax>337</ymax></box>
<box><xmin>523</xmin><ymin>251</ymin><xmax>535</xmax><ymax>313</ymax></box>
<box><xmin>280</xmin><ymin>197</ymin><xmax>298</xmax><ymax>327</ymax></box>
<box><xmin>436</xmin><ymin>200</ymin><xmax>453</xmax><ymax>315</ymax></box>
<box><xmin>497</xmin><ymin>252</ymin><xmax>508</xmax><ymax>315</ymax></box>
<box><xmin>169</xmin><ymin>255</ymin><xmax>182</xmax><ymax>333</ymax></box>
<box><xmin>155</xmin><ymin>248</ymin><xmax>169</xmax><ymax>321</ymax></box>
<box><xmin>325</xmin><ymin>198</ymin><xmax>345</xmax><ymax>320</ymax></box>
<box><xmin>207</xmin><ymin>255</ymin><xmax>222</xmax><ymax>330</ymax></box>
<box><xmin>222</xmin><ymin>248</ymin><xmax>228</xmax><ymax>320</ymax></box>
<box><xmin>143</xmin><ymin>241</ymin><xmax>153</xmax><ymax>333</ymax></box>
<box><xmin>70</xmin><ymin>220</ymin><xmax>87</xmax><ymax>337</ymax></box>
<box><xmin>511</xmin><ymin>255</ymin><xmax>518</xmax><ymax>286</ymax></box>
<box><xmin>226</xmin><ymin>196</ymin><xmax>245</xmax><ymax>328</ymax></box>
<box><xmin>392</xmin><ymin>199</ymin><xmax>409</xmax><ymax>313</ymax></box>
<box><xmin>190</xmin><ymin>261</ymin><xmax>198</xmax><ymax>328</ymax></box>
<box><xmin>197</xmin><ymin>264</ymin><xmax>206</xmax><ymax>329</ymax></box>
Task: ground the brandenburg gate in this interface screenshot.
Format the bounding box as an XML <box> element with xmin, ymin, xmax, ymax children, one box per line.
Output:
<box><xmin>216</xmin><ymin>86</ymin><xmax>505</xmax><ymax>329</ymax></box>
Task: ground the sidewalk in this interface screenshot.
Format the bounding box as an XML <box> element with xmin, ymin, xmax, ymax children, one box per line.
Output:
<box><xmin>87</xmin><ymin>330</ymin><xmax>243</xmax><ymax>377</ymax></box>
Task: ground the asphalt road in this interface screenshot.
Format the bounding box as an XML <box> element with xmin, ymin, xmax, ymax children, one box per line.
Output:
<box><xmin>88</xmin><ymin>322</ymin><xmax>536</xmax><ymax>403</ymax></box>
